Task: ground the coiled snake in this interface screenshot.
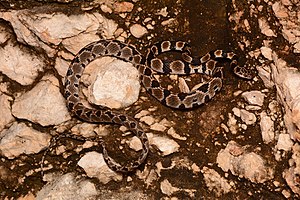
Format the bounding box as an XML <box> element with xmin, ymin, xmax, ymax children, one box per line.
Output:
<box><xmin>43</xmin><ymin>40</ymin><xmax>253</xmax><ymax>173</ymax></box>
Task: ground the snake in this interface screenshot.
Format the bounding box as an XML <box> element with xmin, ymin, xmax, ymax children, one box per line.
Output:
<box><xmin>46</xmin><ymin>39</ymin><xmax>253</xmax><ymax>173</ymax></box>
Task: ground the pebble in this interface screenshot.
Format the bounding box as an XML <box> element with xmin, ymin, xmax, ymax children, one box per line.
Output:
<box><xmin>242</xmin><ymin>90</ymin><xmax>265</xmax><ymax>106</ymax></box>
<box><xmin>258</xmin><ymin>17</ymin><xmax>276</xmax><ymax>37</ymax></box>
<box><xmin>149</xmin><ymin>134</ymin><xmax>179</xmax><ymax>156</ymax></box>
<box><xmin>202</xmin><ymin>167</ymin><xmax>234</xmax><ymax>197</ymax></box>
<box><xmin>240</xmin><ymin>109</ymin><xmax>257</xmax><ymax>125</ymax></box>
<box><xmin>227</xmin><ymin>113</ymin><xmax>238</xmax><ymax>134</ymax></box>
<box><xmin>260</xmin><ymin>112</ymin><xmax>275</xmax><ymax>144</ymax></box>
<box><xmin>113</xmin><ymin>2</ymin><xmax>134</xmax><ymax>13</ymax></box>
<box><xmin>260</xmin><ymin>46</ymin><xmax>273</xmax><ymax>60</ymax></box>
<box><xmin>77</xmin><ymin>151</ymin><xmax>123</xmax><ymax>184</ymax></box>
<box><xmin>130</xmin><ymin>24</ymin><xmax>148</xmax><ymax>38</ymax></box>
<box><xmin>276</xmin><ymin>134</ymin><xmax>293</xmax><ymax>151</ymax></box>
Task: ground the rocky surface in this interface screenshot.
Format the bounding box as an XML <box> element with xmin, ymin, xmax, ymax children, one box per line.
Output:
<box><xmin>0</xmin><ymin>0</ymin><xmax>299</xmax><ymax>199</ymax></box>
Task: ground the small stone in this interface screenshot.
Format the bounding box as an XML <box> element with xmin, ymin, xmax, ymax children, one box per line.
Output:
<box><xmin>242</xmin><ymin>90</ymin><xmax>265</xmax><ymax>106</ymax></box>
<box><xmin>0</xmin><ymin>122</ymin><xmax>50</xmax><ymax>158</ymax></box>
<box><xmin>78</xmin><ymin>151</ymin><xmax>123</xmax><ymax>184</ymax></box>
<box><xmin>276</xmin><ymin>134</ymin><xmax>293</xmax><ymax>151</ymax></box>
<box><xmin>160</xmin><ymin>179</ymin><xmax>179</xmax><ymax>196</ymax></box>
<box><xmin>232</xmin><ymin>107</ymin><xmax>241</xmax><ymax>117</ymax></box>
<box><xmin>260</xmin><ymin>46</ymin><xmax>273</xmax><ymax>60</ymax></box>
<box><xmin>150</xmin><ymin>134</ymin><xmax>179</xmax><ymax>156</ymax></box>
<box><xmin>202</xmin><ymin>167</ymin><xmax>234</xmax><ymax>197</ymax></box>
<box><xmin>167</xmin><ymin>127</ymin><xmax>187</xmax><ymax>140</ymax></box>
<box><xmin>150</xmin><ymin>122</ymin><xmax>167</xmax><ymax>132</ymax></box>
<box><xmin>156</xmin><ymin>7</ymin><xmax>168</xmax><ymax>17</ymax></box>
<box><xmin>140</xmin><ymin>115</ymin><xmax>155</xmax><ymax>125</ymax></box>
<box><xmin>71</xmin><ymin>123</ymin><xmax>98</xmax><ymax>138</ymax></box>
<box><xmin>240</xmin><ymin>109</ymin><xmax>257</xmax><ymax>125</ymax></box>
<box><xmin>134</xmin><ymin>110</ymin><xmax>150</xmax><ymax>119</ymax></box>
<box><xmin>260</xmin><ymin>112</ymin><xmax>275</xmax><ymax>144</ymax></box>
<box><xmin>130</xmin><ymin>24</ymin><xmax>148</xmax><ymax>38</ymax></box>
<box><xmin>128</xmin><ymin>136</ymin><xmax>143</xmax><ymax>151</ymax></box>
<box><xmin>258</xmin><ymin>17</ymin><xmax>276</xmax><ymax>37</ymax></box>
<box><xmin>113</xmin><ymin>2</ymin><xmax>134</xmax><ymax>13</ymax></box>
<box><xmin>227</xmin><ymin>113</ymin><xmax>238</xmax><ymax>134</ymax></box>
<box><xmin>191</xmin><ymin>163</ymin><xmax>200</xmax><ymax>173</ymax></box>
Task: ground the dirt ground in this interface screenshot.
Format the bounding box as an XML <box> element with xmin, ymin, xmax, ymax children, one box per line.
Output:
<box><xmin>0</xmin><ymin>0</ymin><xmax>299</xmax><ymax>199</ymax></box>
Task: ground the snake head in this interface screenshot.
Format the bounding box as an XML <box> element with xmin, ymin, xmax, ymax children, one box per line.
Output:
<box><xmin>233</xmin><ymin>66</ymin><xmax>255</xmax><ymax>80</ymax></box>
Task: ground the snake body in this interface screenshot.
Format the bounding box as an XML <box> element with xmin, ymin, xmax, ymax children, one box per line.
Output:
<box><xmin>62</xmin><ymin>40</ymin><xmax>252</xmax><ymax>172</ymax></box>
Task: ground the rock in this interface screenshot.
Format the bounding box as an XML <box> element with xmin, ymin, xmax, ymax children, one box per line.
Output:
<box><xmin>62</xmin><ymin>33</ymin><xmax>100</xmax><ymax>55</ymax></box>
<box><xmin>202</xmin><ymin>167</ymin><xmax>234</xmax><ymax>197</ymax></box>
<box><xmin>276</xmin><ymin>134</ymin><xmax>294</xmax><ymax>151</ymax></box>
<box><xmin>256</xmin><ymin>65</ymin><xmax>274</xmax><ymax>88</ymax></box>
<box><xmin>55</xmin><ymin>56</ymin><xmax>70</xmax><ymax>77</ymax></box>
<box><xmin>36</xmin><ymin>173</ymin><xmax>98</xmax><ymax>200</ymax></box>
<box><xmin>150</xmin><ymin>118</ymin><xmax>171</xmax><ymax>132</ymax></box>
<box><xmin>77</xmin><ymin>151</ymin><xmax>123</xmax><ymax>184</ymax></box>
<box><xmin>283</xmin><ymin>143</ymin><xmax>300</xmax><ymax>195</ymax></box>
<box><xmin>139</xmin><ymin>115</ymin><xmax>156</xmax><ymax>126</ymax></box>
<box><xmin>0</xmin><ymin>122</ymin><xmax>50</xmax><ymax>158</ymax></box>
<box><xmin>258</xmin><ymin>17</ymin><xmax>276</xmax><ymax>37</ymax></box>
<box><xmin>113</xmin><ymin>2</ymin><xmax>134</xmax><ymax>13</ymax></box>
<box><xmin>129</xmin><ymin>24</ymin><xmax>148</xmax><ymax>38</ymax></box>
<box><xmin>160</xmin><ymin>179</ymin><xmax>179</xmax><ymax>196</ymax></box>
<box><xmin>271</xmin><ymin>56</ymin><xmax>300</xmax><ymax>140</ymax></box>
<box><xmin>167</xmin><ymin>127</ymin><xmax>187</xmax><ymax>140</ymax></box>
<box><xmin>242</xmin><ymin>90</ymin><xmax>265</xmax><ymax>106</ymax></box>
<box><xmin>0</xmin><ymin>24</ymin><xmax>11</xmax><ymax>44</ymax></box>
<box><xmin>150</xmin><ymin>122</ymin><xmax>167</xmax><ymax>132</ymax></box>
<box><xmin>0</xmin><ymin>10</ymin><xmax>117</xmax><ymax>57</ymax></box>
<box><xmin>12</xmin><ymin>77</ymin><xmax>71</xmax><ymax>126</ymax></box>
<box><xmin>240</xmin><ymin>109</ymin><xmax>257</xmax><ymax>125</ymax></box>
<box><xmin>260</xmin><ymin>46</ymin><xmax>273</xmax><ymax>60</ymax></box>
<box><xmin>217</xmin><ymin>141</ymin><xmax>273</xmax><ymax>183</ymax></box>
<box><xmin>149</xmin><ymin>133</ymin><xmax>179</xmax><ymax>156</ymax></box>
<box><xmin>128</xmin><ymin>136</ymin><xmax>143</xmax><ymax>151</ymax></box>
<box><xmin>0</xmin><ymin>94</ymin><xmax>14</xmax><ymax>132</ymax></box>
<box><xmin>232</xmin><ymin>107</ymin><xmax>241</xmax><ymax>117</ymax></box>
<box><xmin>272</xmin><ymin>1</ymin><xmax>300</xmax><ymax>53</ymax></box>
<box><xmin>0</xmin><ymin>42</ymin><xmax>44</xmax><ymax>85</ymax></box>
<box><xmin>160</xmin><ymin>179</ymin><xmax>196</xmax><ymax>197</ymax></box>
<box><xmin>83</xmin><ymin>56</ymin><xmax>140</xmax><ymax>109</ymax></box>
<box><xmin>260</xmin><ymin>112</ymin><xmax>275</xmax><ymax>144</ymax></box>
<box><xmin>227</xmin><ymin>113</ymin><xmax>238</xmax><ymax>134</ymax></box>
<box><xmin>70</xmin><ymin>123</ymin><xmax>101</xmax><ymax>138</ymax></box>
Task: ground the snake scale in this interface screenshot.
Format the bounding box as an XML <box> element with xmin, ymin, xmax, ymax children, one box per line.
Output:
<box><xmin>46</xmin><ymin>39</ymin><xmax>253</xmax><ymax>173</ymax></box>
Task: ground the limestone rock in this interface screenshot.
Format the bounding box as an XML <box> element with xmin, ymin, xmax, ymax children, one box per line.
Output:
<box><xmin>0</xmin><ymin>122</ymin><xmax>50</xmax><ymax>158</ymax></box>
<box><xmin>12</xmin><ymin>77</ymin><xmax>71</xmax><ymax>126</ymax></box>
